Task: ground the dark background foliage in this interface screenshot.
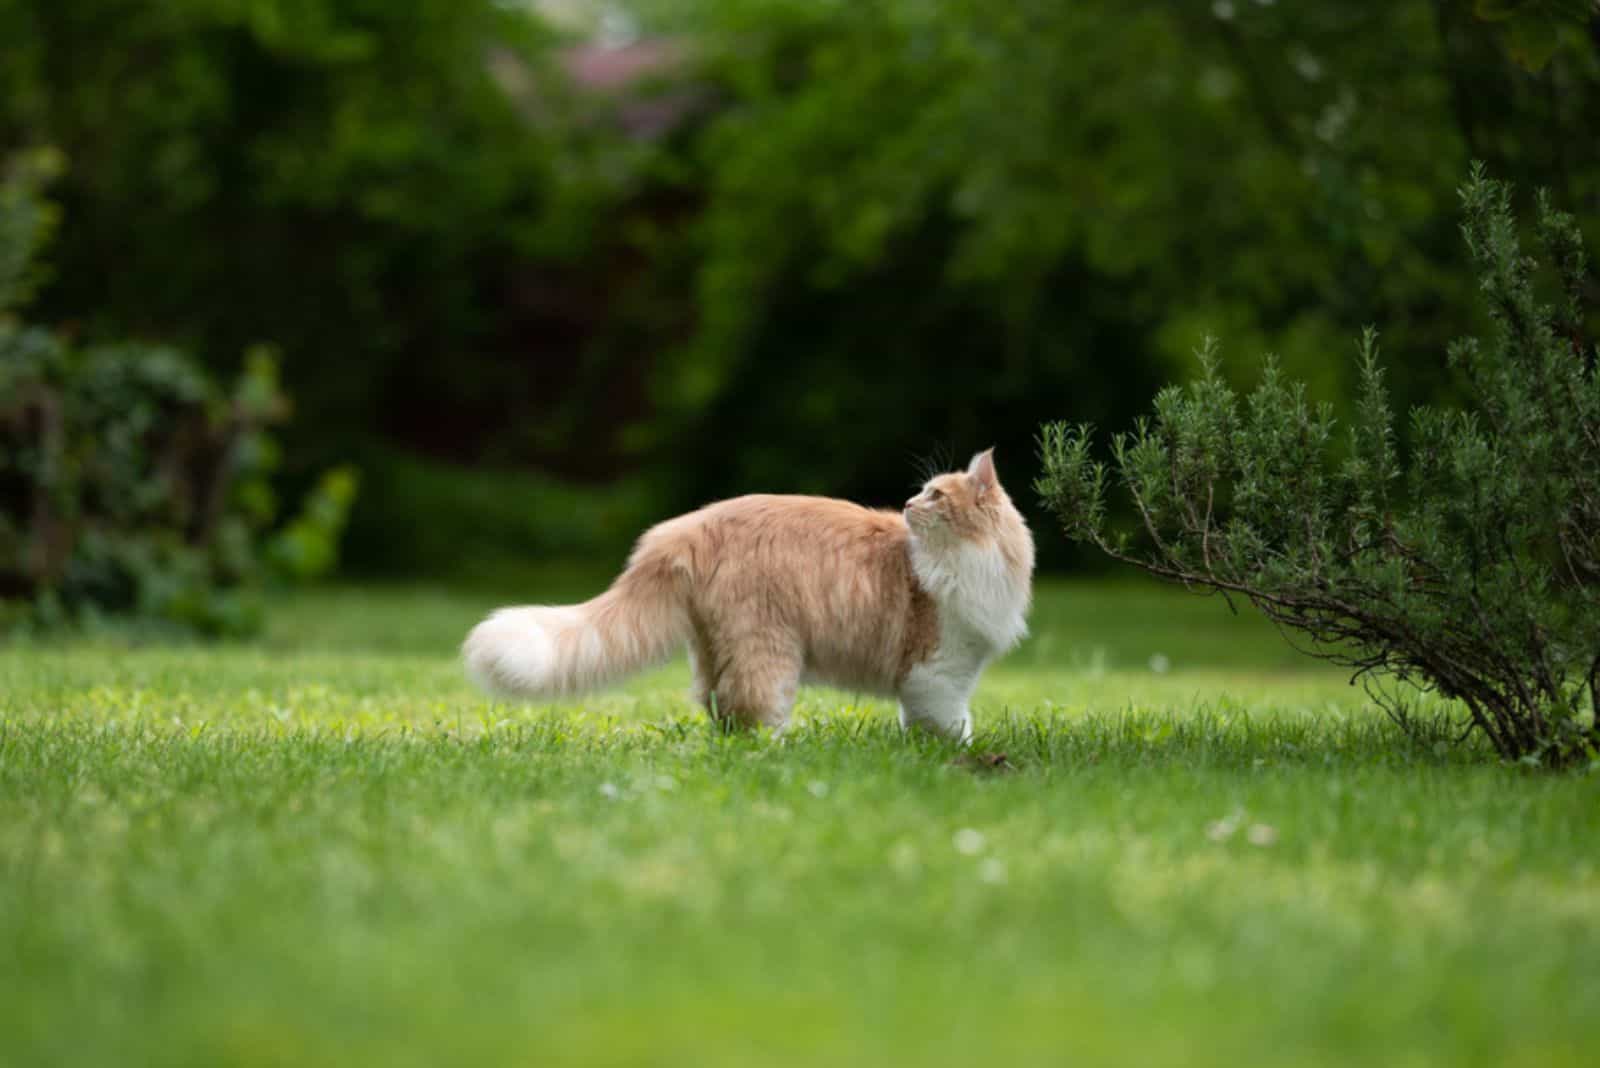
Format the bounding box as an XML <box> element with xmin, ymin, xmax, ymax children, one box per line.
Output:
<box><xmin>3</xmin><ymin>0</ymin><xmax>1597</xmax><ymax>577</ymax></box>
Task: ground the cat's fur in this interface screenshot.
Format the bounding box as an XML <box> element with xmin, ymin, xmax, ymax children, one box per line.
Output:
<box><xmin>462</xmin><ymin>449</ymin><xmax>1033</xmax><ymax>740</ymax></box>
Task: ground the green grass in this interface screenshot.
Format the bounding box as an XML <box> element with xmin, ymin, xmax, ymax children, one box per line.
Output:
<box><xmin>3</xmin><ymin>576</ymin><xmax>1597</xmax><ymax>1067</ymax></box>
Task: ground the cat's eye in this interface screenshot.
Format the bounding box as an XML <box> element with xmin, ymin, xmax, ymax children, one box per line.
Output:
<box><xmin>927</xmin><ymin>488</ymin><xmax>944</xmax><ymax>501</ymax></box>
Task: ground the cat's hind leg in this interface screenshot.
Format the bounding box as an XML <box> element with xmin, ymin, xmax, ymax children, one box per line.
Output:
<box><xmin>700</xmin><ymin>632</ymin><xmax>803</xmax><ymax>732</ymax></box>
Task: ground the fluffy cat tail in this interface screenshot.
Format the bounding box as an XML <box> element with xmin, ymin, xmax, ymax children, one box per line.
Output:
<box><xmin>462</xmin><ymin>560</ymin><xmax>688</xmax><ymax>700</ymax></box>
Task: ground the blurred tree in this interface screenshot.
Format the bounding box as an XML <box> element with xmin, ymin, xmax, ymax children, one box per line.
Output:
<box><xmin>1475</xmin><ymin>0</ymin><xmax>1598</xmax><ymax>70</ymax></box>
<box><xmin>3</xmin><ymin>1</ymin><xmax>1598</xmax><ymax>573</ymax></box>
<box><xmin>632</xmin><ymin>0</ymin><xmax>1600</xmax><ymax>515</ymax></box>
<box><xmin>0</xmin><ymin>0</ymin><xmax>636</xmax><ymax>468</ymax></box>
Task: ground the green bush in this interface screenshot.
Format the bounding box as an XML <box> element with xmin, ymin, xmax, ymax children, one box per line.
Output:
<box><xmin>1039</xmin><ymin>167</ymin><xmax>1599</xmax><ymax>765</ymax></box>
<box><xmin>1</xmin><ymin>155</ymin><xmax>356</xmax><ymax>636</ymax></box>
<box><xmin>339</xmin><ymin>447</ymin><xmax>663</xmax><ymax>583</ymax></box>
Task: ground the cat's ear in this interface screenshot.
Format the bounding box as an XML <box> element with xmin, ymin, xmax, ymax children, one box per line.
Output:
<box><xmin>967</xmin><ymin>447</ymin><xmax>998</xmax><ymax>496</ymax></box>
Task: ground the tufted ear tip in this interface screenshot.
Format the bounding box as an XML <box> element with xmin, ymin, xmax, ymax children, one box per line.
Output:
<box><xmin>967</xmin><ymin>447</ymin><xmax>998</xmax><ymax>494</ymax></box>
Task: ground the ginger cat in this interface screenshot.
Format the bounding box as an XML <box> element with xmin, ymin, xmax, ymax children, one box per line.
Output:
<box><xmin>463</xmin><ymin>449</ymin><xmax>1033</xmax><ymax>740</ymax></box>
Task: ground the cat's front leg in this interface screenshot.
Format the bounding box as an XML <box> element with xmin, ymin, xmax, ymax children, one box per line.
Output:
<box><xmin>897</xmin><ymin>662</ymin><xmax>978</xmax><ymax>744</ymax></box>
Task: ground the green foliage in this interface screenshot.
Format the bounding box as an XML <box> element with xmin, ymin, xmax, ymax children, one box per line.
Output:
<box><xmin>340</xmin><ymin>448</ymin><xmax>664</xmax><ymax>581</ymax></box>
<box><xmin>0</xmin><ymin>1</ymin><xmax>1596</xmax><ymax>584</ymax></box>
<box><xmin>0</xmin><ymin>159</ymin><xmax>356</xmax><ymax>635</ymax></box>
<box><xmin>0</xmin><ymin>149</ymin><xmax>59</xmax><ymax>309</ymax></box>
<box><xmin>264</xmin><ymin>465</ymin><xmax>361</xmax><ymax>583</ymax></box>
<box><xmin>1474</xmin><ymin>0</ymin><xmax>1596</xmax><ymax>70</ymax></box>
<box><xmin>618</xmin><ymin>0</ymin><xmax>1600</xmax><ymax>515</ymax></box>
<box><xmin>9</xmin><ymin>0</ymin><xmax>1599</xmax><ymax>561</ymax></box>
<box><xmin>1039</xmin><ymin>168</ymin><xmax>1600</xmax><ymax>764</ymax></box>
<box><xmin>0</xmin><ymin>0</ymin><xmax>613</xmax><ymax>463</ymax></box>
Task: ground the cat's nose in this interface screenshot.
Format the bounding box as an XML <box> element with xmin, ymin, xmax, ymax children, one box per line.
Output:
<box><xmin>904</xmin><ymin>496</ymin><xmax>917</xmax><ymax>510</ymax></box>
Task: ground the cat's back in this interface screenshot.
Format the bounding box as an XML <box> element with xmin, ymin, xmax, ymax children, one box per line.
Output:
<box><xmin>702</xmin><ymin>493</ymin><xmax>903</xmax><ymax>537</ymax></box>
<box><xmin>634</xmin><ymin>493</ymin><xmax>909</xmax><ymax>572</ymax></box>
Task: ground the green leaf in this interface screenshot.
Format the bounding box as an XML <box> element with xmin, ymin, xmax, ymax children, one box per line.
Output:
<box><xmin>1474</xmin><ymin>0</ymin><xmax>1536</xmax><ymax>20</ymax></box>
<box><xmin>1504</xmin><ymin>14</ymin><xmax>1565</xmax><ymax>69</ymax></box>
<box><xmin>1473</xmin><ymin>0</ymin><xmax>1592</xmax><ymax>70</ymax></box>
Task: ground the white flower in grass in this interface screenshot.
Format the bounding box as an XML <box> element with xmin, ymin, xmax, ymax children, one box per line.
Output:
<box><xmin>978</xmin><ymin>858</ymin><xmax>1008</xmax><ymax>885</ymax></box>
<box><xmin>807</xmin><ymin>780</ymin><xmax>830</xmax><ymax>798</ymax></box>
<box><xmin>1247</xmin><ymin>824</ymin><xmax>1279</xmax><ymax>847</ymax></box>
<box><xmin>1206</xmin><ymin>810</ymin><xmax>1243</xmax><ymax>842</ymax></box>
<box><xmin>953</xmin><ymin>828</ymin><xmax>986</xmax><ymax>855</ymax></box>
<box><xmin>598</xmin><ymin>782</ymin><xmax>620</xmax><ymax>800</ymax></box>
<box><xmin>1149</xmin><ymin>653</ymin><xmax>1171</xmax><ymax>674</ymax></box>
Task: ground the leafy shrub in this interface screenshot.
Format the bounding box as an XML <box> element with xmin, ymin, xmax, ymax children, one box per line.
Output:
<box><xmin>339</xmin><ymin>448</ymin><xmax>664</xmax><ymax>582</ymax></box>
<box><xmin>1</xmin><ymin>155</ymin><xmax>356</xmax><ymax>636</ymax></box>
<box><xmin>1038</xmin><ymin>167</ymin><xmax>1599</xmax><ymax>765</ymax></box>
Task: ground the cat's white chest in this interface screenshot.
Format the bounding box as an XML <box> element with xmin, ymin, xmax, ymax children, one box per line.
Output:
<box><xmin>910</xmin><ymin>541</ymin><xmax>1030</xmax><ymax>655</ymax></box>
<box><xmin>900</xmin><ymin>539</ymin><xmax>1031</xmax><ymax>741</ymax></box>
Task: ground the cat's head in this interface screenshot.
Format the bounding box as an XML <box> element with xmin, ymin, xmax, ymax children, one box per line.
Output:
<box><xmin>903</xmin><ymin>448</ymin><xmax>1034</xmax><ymax>569</ymax></box>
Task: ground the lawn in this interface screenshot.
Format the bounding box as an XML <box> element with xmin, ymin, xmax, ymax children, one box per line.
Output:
<box><xmin>2</xmin><ymin>576</ymin><xmax>1596</xmax><ymax>1067</ymax></box>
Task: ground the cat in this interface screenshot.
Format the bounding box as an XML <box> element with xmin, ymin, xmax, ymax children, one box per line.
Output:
<box><xmin>462</xmin><ymin>448</ymin><xmax>1034</xmax><ymax>740</ymax></box>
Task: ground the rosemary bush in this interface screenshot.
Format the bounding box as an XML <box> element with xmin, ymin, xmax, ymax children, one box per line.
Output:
<box><xmin>1038</xmin><ymin>167</ymin><xmax>1599</xmax><ymax>765</ymax></box>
